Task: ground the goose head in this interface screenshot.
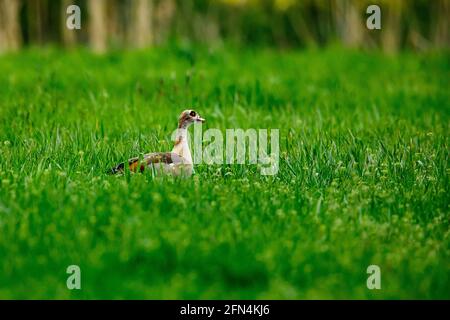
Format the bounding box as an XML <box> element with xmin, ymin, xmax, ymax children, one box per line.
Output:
<box><xmin>178</xmin><ymin>109</ymin><xmax>205</xmax><ymax>128</ymax></box>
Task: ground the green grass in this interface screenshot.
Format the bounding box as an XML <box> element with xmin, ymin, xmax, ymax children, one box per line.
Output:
<box><xmin>0</xmin><ymin>45</ymin><xmax>448</xmax><ymax>299</ymax></box>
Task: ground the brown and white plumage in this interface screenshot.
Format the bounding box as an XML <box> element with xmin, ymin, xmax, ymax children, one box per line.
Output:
<box><xmin>109</xmin><ymin>110</ymin><xmax>205</xmax><ymax>176</ymax></box>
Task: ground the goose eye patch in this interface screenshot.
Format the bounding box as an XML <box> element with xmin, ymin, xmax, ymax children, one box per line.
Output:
<box><xmin>190</xmin><ymin>111</ymin><xmax>196</xmax><ymax>117</ymax></box>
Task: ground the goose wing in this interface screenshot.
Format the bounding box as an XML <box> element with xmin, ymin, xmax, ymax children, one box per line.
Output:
<box><xmin>109</xmin><ymin>152</ymin><xmax>184</xmax><ymax>174</ymax></box>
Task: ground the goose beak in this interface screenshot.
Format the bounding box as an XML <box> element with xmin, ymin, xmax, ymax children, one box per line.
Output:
<box><xmin>196</xmin><ymin>116</ymin><xmax>205</xmax><ymax>123</ymax></box>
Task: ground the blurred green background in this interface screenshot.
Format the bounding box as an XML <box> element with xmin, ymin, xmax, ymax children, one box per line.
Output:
<box><xmin>0</xmin><ymin>0</ymin><xmax>448</xmax><ymax>52</ymax></box>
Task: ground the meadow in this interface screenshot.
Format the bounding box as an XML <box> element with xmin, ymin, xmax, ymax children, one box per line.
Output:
<box><xmin>0</xmin><ymin>45</ymin><xmax>448</xmax><ymax>299</ymax></box>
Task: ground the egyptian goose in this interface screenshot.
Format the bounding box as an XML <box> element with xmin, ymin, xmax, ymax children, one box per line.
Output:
<box><xmin>109</xmin><ymin>110</ymin><xmax>205</xmax><ymax>176</ymax></box>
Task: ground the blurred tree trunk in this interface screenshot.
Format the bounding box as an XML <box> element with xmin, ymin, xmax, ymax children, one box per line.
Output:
<box><xmin>381</xmin><ymin>0</ymin><xmax>402</xmax><ymax>53</ymax></box>
<box><xmin>61</xmin><ymin>0</ymin><xmax>76</xmax><ymax>47</ymax></box>
<box><xmin>106</xmin><ymin>0</ymin><xmax>121</xmax><ymax>48</ymax></box>
<box><xmin>0</xmin><ymin>0</ymin><xmax>22</xmax><ymax>52</ymax></box>
<box><xmin>27</xmin><ymin>0</ymin><xmax>47</xmax><ymax>45</ymax></box>
<box><xmin>88</xmin><ymin>0</ymin><xmax>107</xmax><ymax>52</ymax></box>
<box><xmin>129</xmin><ymin>0</ymin><xmax>153</xmax><ymax>48</ymax></box>
<box><xmin>154</xmin><ymin>0</ymin><xmax>175</xmax><ymax>44</ymax></box>
<box><xmin>432</xmin><ymin>0</ymin><xmax>449</xmax><ymax>48</ymax></box>
<box><xmin>334</xmin><ymin>0</ymin><xmax>363</xmax><ymax>48</ymax></box>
